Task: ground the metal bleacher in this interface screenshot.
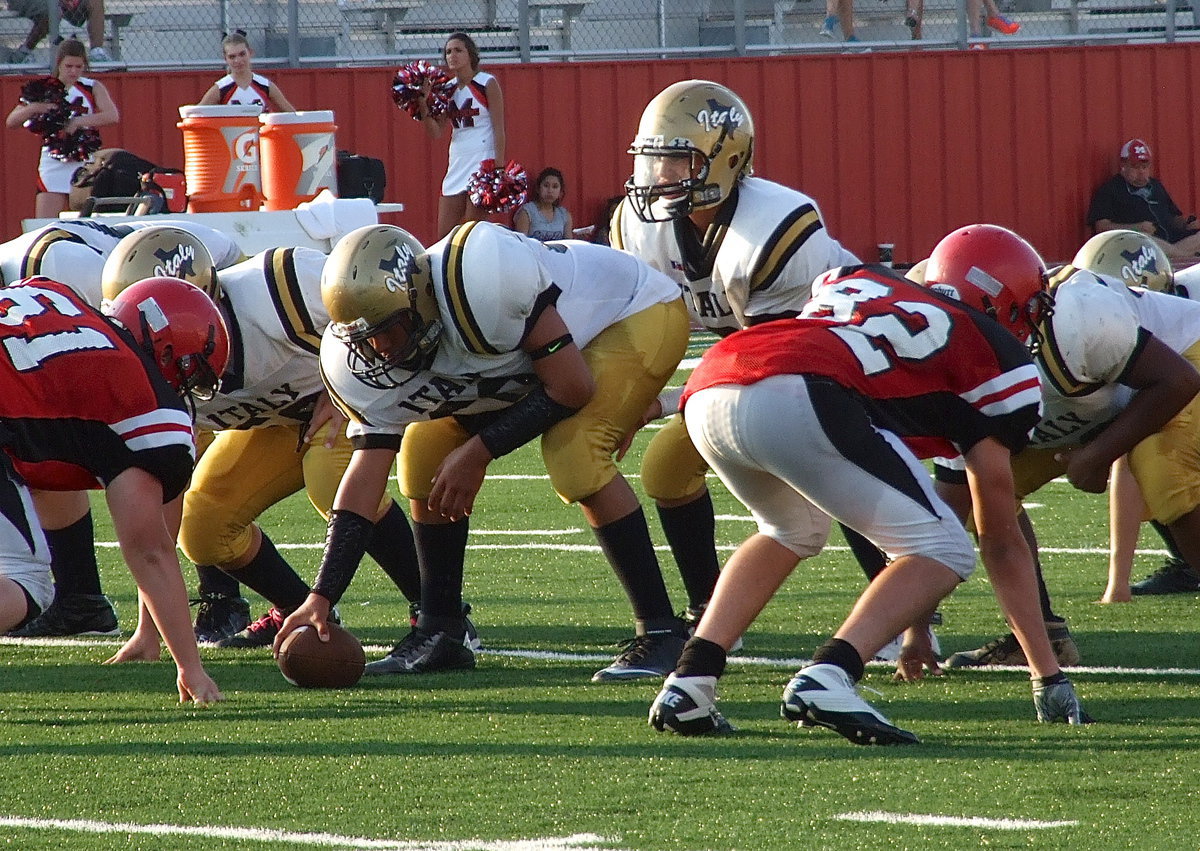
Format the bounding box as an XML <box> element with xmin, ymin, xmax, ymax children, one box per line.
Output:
<box><xmin>2</xmin><ymin>0</ymin><xmax>1198</xmax><ymax>70</ymax></box>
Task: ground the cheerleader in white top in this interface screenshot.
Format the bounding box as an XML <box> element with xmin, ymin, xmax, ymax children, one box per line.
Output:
<box><xmin>4</xmin><ymin>39</ymin><xmax>118</xmax><ymax>219</ymax></box>
<box><xmin>413</xmin><ymin>32</ymin><xmax>507</xmax><ymax>239</ymax></box>
<box><xmin>198</xmin><ymin>31</ymin><xmax>295</xmax><ymax>113</ymax></box>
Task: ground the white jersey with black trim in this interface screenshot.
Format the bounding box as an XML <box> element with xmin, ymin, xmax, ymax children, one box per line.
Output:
<box><xmin>321</xmin><ymin>222</ymin><xmax>682</xmax><ymax>439</ymax></box>
<box><xmin>0</xmin><ymin>219</ymin><xmax>242</xmax><ymax>306</ymax></box>
<box><xmin>611</xmin><ymin>176</ymin><xmax>858</xmax><ymax>335</ymax></box>
<box><xmin>197</xmin><ymin>246</ymin><xmax>329</xmax><ymax>431</ymax></box>
<box><xmin>1028</xmin><ymin>266</ymin><xmax>1191</xmax><ymax>449</ymax></box>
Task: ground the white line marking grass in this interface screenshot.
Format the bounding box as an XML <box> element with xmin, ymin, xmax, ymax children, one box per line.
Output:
<box><xmin>5</xmin><ymin>636</ymin><xmax>1199</xmax><ymax>677</ymax></box>
<box><xmin>0</xmin><ymin>818</ymin><xmax>628</xmax><ymax>851</ymax></box>
<box><xmin>835</xmin><ymin>811</ymin><xmax>1078</xmax><ymax>830</ymax></box>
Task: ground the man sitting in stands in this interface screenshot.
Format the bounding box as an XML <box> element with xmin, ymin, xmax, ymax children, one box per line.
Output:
<box><xmin>1088</xmin><ymin>138</ymin><xmax>1200</xmax><ymax>262</ymax></box>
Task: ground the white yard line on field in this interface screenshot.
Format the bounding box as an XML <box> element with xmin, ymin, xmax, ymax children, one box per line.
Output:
<box><xmin>4</xmin><ymin>635</ymin><xmax>1199</xmax><ymax>677</ymax></box>
<box><xmin>835</xmin><ymin>811</ymin><xmax>1078</xmax><ymax>829</ymax></box>
<box><xmin>0</xmin><ymin>818</ymin><xmax>629</xmax><ymax>851</ymax></box>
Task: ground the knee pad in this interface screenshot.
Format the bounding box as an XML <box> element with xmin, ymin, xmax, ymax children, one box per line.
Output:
<box><xmin>641</xmin><ymin>415</ymin><xmax>709</xmax><ymax>502</ymax></box>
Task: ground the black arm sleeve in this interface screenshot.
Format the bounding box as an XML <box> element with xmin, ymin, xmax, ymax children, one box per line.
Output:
<box><xmin>311</xmin><ymin>509</ymin><xmax>375</xmax><ymax>604</ymax></box>
<box><xmin>476</xmin><ymin>386</ymin><xmax>580</xmax><ymax>459</ymax></box>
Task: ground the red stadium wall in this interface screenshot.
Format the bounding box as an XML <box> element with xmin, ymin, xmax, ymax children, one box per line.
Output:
<box><xmin>3</xmin><ymin>43</ymin><xmax>1199</xmax><ymax>264</ymax></box>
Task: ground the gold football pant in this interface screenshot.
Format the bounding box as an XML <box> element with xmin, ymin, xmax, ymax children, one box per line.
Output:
<box><xmin>401</xmin><ymin>300</ymin><xmax>689</xmax><ymax>504</ymax></box>
<box><xmin>179</xmin><ymin>421</ymin><xmax>387</xmax><ymax>566</ymax></box>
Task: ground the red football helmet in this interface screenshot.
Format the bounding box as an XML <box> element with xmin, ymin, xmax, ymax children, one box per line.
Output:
<box><xmin>104</xmin><ymin>276</ymin><xmax>230</xmax><ymax>404</ymax></box>
<box><xmin>924</xmin><ymin>224</ymin><xmax>1050</xmax><ymax>344</ymax></box>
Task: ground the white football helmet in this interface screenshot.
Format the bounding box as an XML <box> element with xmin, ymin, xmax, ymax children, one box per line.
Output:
<box><xmin>625</xmin><ymin>79</ymin><xmax>754</xmax><ymax>222</ymax></box>
<box><xmin>322</xmin><ymin>224</ymin><xmax>440</xmax><ymax>388</ymax></box>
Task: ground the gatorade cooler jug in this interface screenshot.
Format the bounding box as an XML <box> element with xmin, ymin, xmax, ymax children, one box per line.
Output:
<box><xmin>258</xmin><ymin>110</ymin><xmax>338</xmax><ymax>211</ymax></box>
<box><xmin>177</xmin><ymin>104</ymin><xmax>263</xmax><ymax>212</ymax></box>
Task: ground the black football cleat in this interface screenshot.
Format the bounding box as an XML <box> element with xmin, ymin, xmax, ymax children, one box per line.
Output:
<box><xmin>1131</xmin><ymin>558</ymin><xmax>1200</xmax><ymax>595</ymax></box>
<box><xmin>7</xmin><ymin>593</ymin><xmax>119</xmax><ymax>637</ymax></box>
<box><xmin>192</xmin><ymin>592</ymin><xmax>251</xmax><ymax>644</ymax></box>
<box><xmin>365</xmin><ymin>627</ymin><xmax>476</xmax><ymax>675</ymax></box>
<box><xmin>591</xmin><ymin>630</ymin><xmax>686</xmax><ymax>683</ymax></box>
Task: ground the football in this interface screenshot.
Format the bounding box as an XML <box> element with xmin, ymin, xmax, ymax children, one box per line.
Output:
<box><xmin>277</xmin><ymin>623</ymin><xmax>366</xmax><ymax>689</ymax></box>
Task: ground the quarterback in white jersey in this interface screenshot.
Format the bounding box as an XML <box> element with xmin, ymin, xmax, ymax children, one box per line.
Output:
<box><xmin>612</xmin><ymin>79</ymin><xmax>859</xmax><ymax>627</ymax></box>
<box><xmin>284</xmin><ymin>222</ymin><xmax>692</xmax><ymax>681</ymax></box>
<box><xmin>0</xmin><ymin>219</ymin><xmax>241</xmax><ymax>306</ymax></box>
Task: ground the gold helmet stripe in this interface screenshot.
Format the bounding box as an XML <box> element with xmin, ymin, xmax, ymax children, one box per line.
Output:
<box><xmin>264</xmin><ymin>248</ymin><xmax>322</xmax><ymax>356</ymax></box>
<box><xmin>750</xmin><ymin>203</ymin><xmax>822</xmax><ymax>294</ymax></box>
<box><xmin>441</xmin><ymin>221</ymin><xmax>500</xmax><ymax>355</ymax></box>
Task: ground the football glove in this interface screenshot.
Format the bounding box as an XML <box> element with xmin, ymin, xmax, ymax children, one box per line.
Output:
<box><xmin>1031</xmin><ymin>673</ymin><xmax>1093</xmax><ymax>724</ymax></box>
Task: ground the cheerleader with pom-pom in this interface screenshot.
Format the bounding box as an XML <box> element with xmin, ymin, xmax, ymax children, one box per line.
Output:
<box><xmin>399</xmin><ymin>32</ymin><xmax>506</xmax><ymax>239</ymax></box>
<box><xmin>5</xmin><ymin>39</ymin><xmax>118</xmax><ymax>219</ymax></box>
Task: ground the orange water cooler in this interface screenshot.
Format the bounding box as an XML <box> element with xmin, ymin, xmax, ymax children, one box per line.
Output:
<box><xmin>258</xmin><ymin>110</ymin><xmax>338</xmax><ymax>211</ymax></box>
<box><xmin>177</xmin><ymin>104</ymin><xmax>263</xmax><ymax>212</ymax></box>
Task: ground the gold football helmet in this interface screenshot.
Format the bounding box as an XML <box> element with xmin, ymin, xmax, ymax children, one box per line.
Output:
<box><xmin>625</xmin><ymin>79</ymin><xmax>755</xmax><ymax>222</ymax></box>
<box><xmin>322</xmin><ymin>224</ymin><xmax>441</xmax><ymax>388</ymax></box>
<box><xmin>102</xmin><ymin>225</ymin><xmax>220</xmax><ymax>302</ymax></box>
<box><xmin>1072</xmin><ymin>230</ymin><xmax>1174</xmax><ymax>293</ymax></box>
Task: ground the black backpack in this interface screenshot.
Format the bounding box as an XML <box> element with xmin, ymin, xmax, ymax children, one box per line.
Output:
<box><xmin>336</xmin><ymin>149</ymin><xmax>387</xmax><ymax>204</ymax></box>
<box><xmin>68</xmin><ymin>148</ymin><xmax>160</xmax><ymax>211</ymax></box>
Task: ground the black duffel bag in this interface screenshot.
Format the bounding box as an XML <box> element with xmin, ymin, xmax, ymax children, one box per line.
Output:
<box><xmin>336</xmin><ymin>149</ymin><xmax>387</xmax><ymax>204</ymax></box>
<box><xmin>69</xmin><ymin>148</ymin><xmax>160</xmax><ymax>211</ymax></box>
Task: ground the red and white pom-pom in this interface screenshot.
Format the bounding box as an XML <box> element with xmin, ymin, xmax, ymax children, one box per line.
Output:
<box><xmin>45</xmin><ymin>127</ymin><xmax>101</xmax><ymax>162</ymax></box>
<box><xmin>391</xmin><ymin>60</ymin><xmax>454</xmax><ymax>121</ymax></box>
<box><xmin>20</xmin><ymin>76</ymin><xmax>69</xmax><ymax>136</ymax></box>
<box><xmin>467</xmin><ymin>159</ymin><xmax>528</xmax><ymax>214</ymax></box>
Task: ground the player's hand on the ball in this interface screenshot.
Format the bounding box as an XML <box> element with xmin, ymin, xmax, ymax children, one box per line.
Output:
<box><xmin>273</xmin><ymin>595</ymin><xmax>332</xmax><ymax>656</ymax></box>
<box><xmin>177</xmin><ymin>668</ymin><xmax>224</xmax><ymax>706</ymax></box>
<box><xmin>1032</xmin><ymin>675</ymin><xmax>1093</xmax><ymax>724</ymax></box>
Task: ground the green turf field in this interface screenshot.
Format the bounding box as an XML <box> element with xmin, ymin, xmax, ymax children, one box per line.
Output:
<box><xmin>2</xmin><ymin>337</ymin><xmax>1199</xmax><ymax>851</ymax></box>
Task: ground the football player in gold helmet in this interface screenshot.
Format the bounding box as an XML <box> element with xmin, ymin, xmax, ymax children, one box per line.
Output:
<box><xmin>279</xmin><ymin>222</ymin><xmax>692</xmax><ymax>681</ymax></box>
<box><xmin>101</xmin><ymin>224</ymin><xmax>222</xmax><ymax>301</ymax></box>
<box><xmin>1071</xmin><ymin>230</ymin><xmax>1200</xmax><ymax>600</ymax></box>
<box><xmin>613</xmin><ymin>79</ymin><xmax>860</xmax><ymax>641</ymax></box>
<box><xmin>93</xmin><ymin>228</ymin><xmax>425</xmax><ymax>652</ymax></box>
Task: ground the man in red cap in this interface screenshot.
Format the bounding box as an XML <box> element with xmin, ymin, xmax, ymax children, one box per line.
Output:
<box><xmin>1087</xmin><ymin>138</ymin><xmax>1200</xmax><ymax>260</ymax></box>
